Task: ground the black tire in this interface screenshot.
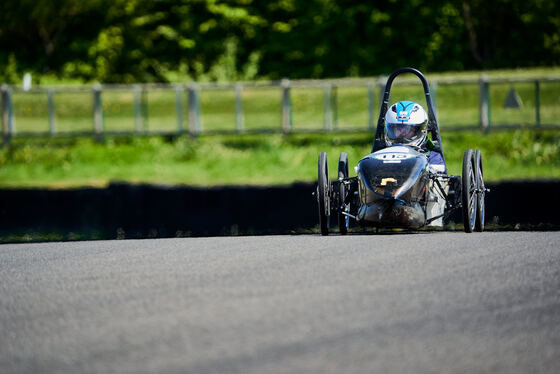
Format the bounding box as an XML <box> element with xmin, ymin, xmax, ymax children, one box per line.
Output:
<box><xmin>317</xmin><ymin>152</ymin><xmax>330</xmax><ymax>235</ymax></box>
<box><xmin>474</xmin><ymin>150</ymin><xmax>485</xmax><ymax>232</ymax></box>
<box><xmin>337</xmin><ymin>152</ymin><xmax>349</xmax><ymax>235</ymax></box>
<box><xmin>462</xmin><ymin>149</ymin><xmax>477</xmax><ymax>233</ymax></box>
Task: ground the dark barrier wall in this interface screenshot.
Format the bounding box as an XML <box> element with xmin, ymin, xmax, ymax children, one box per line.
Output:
<box><xmin>0</xmin><ymin>181</ymin><xmax>559</xmax><ymax>241</ymax></box>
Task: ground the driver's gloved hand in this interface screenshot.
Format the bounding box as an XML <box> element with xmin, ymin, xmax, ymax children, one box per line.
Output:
<box><xmin>426</xmin><ymin>139</ymin><xmax>442</xmax><ymax>152</ymax></box>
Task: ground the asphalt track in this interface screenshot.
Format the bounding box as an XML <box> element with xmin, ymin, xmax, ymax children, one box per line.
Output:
<box><xmin>1</xmin><ymin>232</ymin><xmax>559</xmax><ymax>373</ymax></box>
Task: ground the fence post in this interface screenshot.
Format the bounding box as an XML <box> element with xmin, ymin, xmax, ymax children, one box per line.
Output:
<box><xmin>142</xmin><ymin>87</ymin><xmax>149</xmax><ymax>131</ymax></box>
<box><xmin>377</xmin><ymin>78</ymin><xmax>386</xmax><ymax>107</ymax></box>
<box><xmin>535</xmin><ymin>80</ymin><xmax>541</xmax><ymax>127</ymax></box>
<box><xmin>479</xmin><ymin>75</ymin><xmax>490</xmax><ymax>132</ymax></box>
<box><xmin>323</xmin><ymin>83</ymin><xmax>332</xmax><ymax>131</ymax></box>
<box><xmin>1</xmin><ymin>86</ymin><xmax>16</xmax><ymax>139</ymax></box>
<box><xmin>281</xmin><ymin>79</ymin><xmax>292</xmax><ymax>133</ymax></box>
<box><xmin>188</xmin><ymin>85</ymin><xmax>201</xmax><ymax>135</ymax></box>
<box><xmin>8</xmin><ymin>88</ymin><xmax>15</xmax><ymax>136</ymax></box>
<box><xmin>133</xmin><ymin>85</ymin><xmax>143</xmax><ymax>132</ymax></box>
<box><xmin>235</xmin><ymin>83</ymin><xmax>244</xmax><ymax>132</ymax></box>
<box><xmin>1</xmin><ymin>85</ymin><xmax>10</xmax><ymax>144</ymax></box>
<box><xmin>48</xmin><ymin>89</ymin><xmax>56</xmax><ymax>135</ymax></box>
<box><xmin>368</xmin><ymin>83</ymin><xmax>374</xmax><ymax>130</ymax></box>
<box><xmin>431</xmin><ymin>82</ymin><xmax>438</xmax><ymax>118</ymax></box>
<box><xmin>332</xmin><ymin>85</ymin><xmax>338</xmax><ymax>129</ymax></box>
<box><xmin>93</xmin><ymin>84</ymin><xmax>104</xmax><ymax>137</ymax></box>
<box><xmin>175</xmin><ymin>85</ymin><xmax>183</xmax><ymax>134</ymax></box>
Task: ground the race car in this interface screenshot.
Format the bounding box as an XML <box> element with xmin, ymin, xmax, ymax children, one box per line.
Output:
<box><xmin>316</xmin><ymin>67</ymin><xmax>488</xmax><ymax>235</ymax></box>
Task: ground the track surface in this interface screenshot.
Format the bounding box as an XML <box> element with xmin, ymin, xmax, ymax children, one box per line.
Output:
<box><xmin>1</xmin><ymin>232</ymin><xmax>559</xmax><ymax>373</ymax></box>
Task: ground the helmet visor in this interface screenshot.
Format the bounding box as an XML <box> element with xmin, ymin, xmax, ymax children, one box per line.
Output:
<box><xmin>385</xmin><ymin>122</ymin><xmax>424</xmax><ymax>144</ymax></box>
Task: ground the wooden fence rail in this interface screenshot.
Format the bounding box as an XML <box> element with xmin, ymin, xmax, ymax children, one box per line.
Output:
<box><xmin>2</xmin><ymin>75</ymin><xmax>560</xmax><ymax>143</ymax></box>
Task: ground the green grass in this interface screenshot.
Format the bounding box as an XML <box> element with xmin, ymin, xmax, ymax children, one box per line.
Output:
<box><xmin>0</xmin><ymin>129</ymin><xmax>558</xmax><ymax>188</ymax></box>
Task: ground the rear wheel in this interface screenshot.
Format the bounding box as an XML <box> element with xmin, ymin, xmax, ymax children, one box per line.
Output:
<box><xmin>462</xmin><ymin>149</ymin><xmax>477</xmax><ymax>233</ymax></box>
<box><xmin>317</xmin><ymin>152</ymin><xmax>330</xmax><ymax>236</ymax></box>
<box><xmin>474</xmin><ymin>150</ymin><xmax>485</xmax><ymax>232</ymax></box>
<box><xmin>337</xmin><ymin>152</ymin><xmax>349</xmax><ymax>235</ymax></box>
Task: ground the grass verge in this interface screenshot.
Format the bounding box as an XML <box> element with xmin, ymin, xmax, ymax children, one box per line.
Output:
<box><xmin>0</xmin><ymin>129</ymin><xmax>559</xmax><ymax>188</ymax></box>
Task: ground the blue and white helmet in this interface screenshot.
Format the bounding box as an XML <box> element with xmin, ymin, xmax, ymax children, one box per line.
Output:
<box><xmin>384</xmin><ymin>101</ymin><xmax>428</xmax><ymax>147</ymax></box>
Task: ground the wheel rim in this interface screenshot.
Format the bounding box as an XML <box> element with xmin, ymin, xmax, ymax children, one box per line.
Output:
<box><xmin>338</xmin><ymin>153</ymin><xmax>349</xmax><ymax>235</ymax></box>
<box><xmin>462</xmin><ymin>149</ymin><xmax>477</xmax><ymax>233</ymax></box>
<box><xmin>468</xmin><ymin>162</ymin><xmax>477</xmax><ymax>229</ymax></box>
<box><xmin>317</xmin><ymin>152</ymin><xmax>330</xmax><ymax>235</ymax></box>
<box><xmin>476</xmin><ymin>153</ymin><xmax>485</xmax><ymax>230</ymax></box>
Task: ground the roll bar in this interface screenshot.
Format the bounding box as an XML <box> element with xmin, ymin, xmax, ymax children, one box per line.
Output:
<box><xmin>372</xmin><ymin>67</ymin><xmax>445</xmax><ymax>164</ymax></box>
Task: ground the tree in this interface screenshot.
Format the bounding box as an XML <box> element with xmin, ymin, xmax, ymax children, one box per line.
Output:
<box><xmin>1</xmin><ymin>0</ymin><xmax>558</xmax><ymax>83</ymax></box>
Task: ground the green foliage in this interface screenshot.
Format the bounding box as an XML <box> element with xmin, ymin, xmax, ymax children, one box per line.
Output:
<box><xmin>441</xmin><ymin>130</ymin><xmax>560</xmax><ymax>179</ymax></box>
<box><xmin>1</xmin><ymin>1</ymin><xmax>559</xmax><ymax>83</ymax></box>
<box><xmin>0</xmin><ymin>130</ymin><xmax>558</xmax><ymax>188</ymax></box>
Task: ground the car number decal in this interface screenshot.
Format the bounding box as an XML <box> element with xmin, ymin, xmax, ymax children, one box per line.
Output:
<box><xmin>373</xmin><ymin>153</ymin><xmax>414</xmax><ymax>163</ymax></box>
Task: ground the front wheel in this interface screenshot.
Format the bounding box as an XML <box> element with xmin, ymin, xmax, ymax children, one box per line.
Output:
<box><xmin>462</xmin><ymin>149</ymin><xmax>477</xmax><ymax>233</ymax></box>
<box><xmin>474</xmin><ymin>150</ymin><xmax>486</xmax><ymax>232</ymax></box>
<box><xmin>317</xmin><ymin>152</ymin><xmax>330</xmax><ymax>235</ymax></box>
<box><xmin>337</xmin><ymin>152</ymin><xmax>349</xmax><ymax>235</ymax></box>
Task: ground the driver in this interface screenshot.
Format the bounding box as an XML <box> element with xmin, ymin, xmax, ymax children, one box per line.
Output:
<box><xmin>384</xmin><ymin>100</ymin><xmax>446</xmax><ymax>172</ymax></box>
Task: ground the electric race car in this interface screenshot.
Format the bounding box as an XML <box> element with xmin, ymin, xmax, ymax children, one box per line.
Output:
<box><xmin>316</xmin><ymin>67</ymin><xmax>488</xmax><ymax>235</ymax></box>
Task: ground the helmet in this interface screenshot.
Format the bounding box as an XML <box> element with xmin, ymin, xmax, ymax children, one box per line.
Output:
<box><xmin>384</xmin><ymin>101</ymin><xmax>428</xmax><ymax>147</ymax></box>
